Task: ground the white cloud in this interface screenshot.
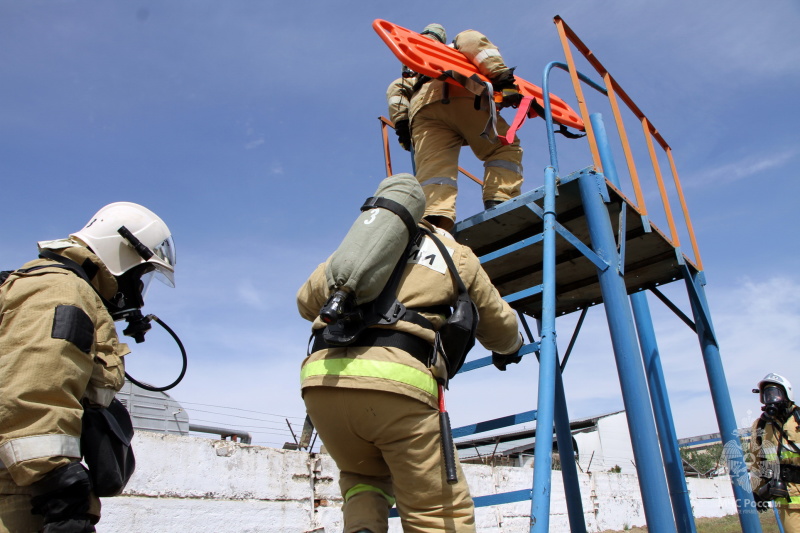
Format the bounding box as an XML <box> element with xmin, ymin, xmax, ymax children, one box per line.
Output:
<box><xmin>689</xmin><ymin>148</ymin><xmax>799</xmax><ymax>187</ymax></box>
<box><xmin>236</xmin><ymin>278</ymin><xmax>267</xmax><ymax>310</ymax></box>
<box><xmin>244</xmin><ymin>138</ymin><xmax>264</xmax><ymax>150</ymax></box>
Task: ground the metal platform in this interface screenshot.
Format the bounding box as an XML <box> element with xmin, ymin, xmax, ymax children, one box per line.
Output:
<box><xmin>454</xmin><ymin>167</ymin><xmax>692</xmax><ymax>319</ymax></box>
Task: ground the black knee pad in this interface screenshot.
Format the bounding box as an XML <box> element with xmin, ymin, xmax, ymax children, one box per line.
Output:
<box><xmin>30</xmin><ymin>462</ymin><xmax>94</xmax><ymax>531</ymax></box>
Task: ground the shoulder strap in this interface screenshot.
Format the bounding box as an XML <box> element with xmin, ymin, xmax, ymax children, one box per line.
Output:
<box><xmin>418</xmin><ymin>226</ymin><xmax>468</xmax><ymax>296</ymax></box>
<box><xmin>366</xmin><ymin>237</ymin><xmax>433</xmax><ymax>330</ymax></box>
<box><xmin>756</xmin><ymin>415</ymin><xmax>767</xmax><ymax>447</ymax></box>
<box><xmin>34</xmin><ymin>250</ymin><xmax>116</xmax><ymax>310</ymax></box>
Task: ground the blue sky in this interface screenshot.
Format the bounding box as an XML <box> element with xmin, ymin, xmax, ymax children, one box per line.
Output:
<box><xmin>2</xmin><ymin>1</ymin><xmax>799</xmax><ymax>449</ymax></box>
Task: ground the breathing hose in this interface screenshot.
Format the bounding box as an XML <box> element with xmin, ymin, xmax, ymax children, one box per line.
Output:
<box><xmin>124</xmin><ymin>314</ymin><xmax>188</xmax><ymax>392</ymax></box>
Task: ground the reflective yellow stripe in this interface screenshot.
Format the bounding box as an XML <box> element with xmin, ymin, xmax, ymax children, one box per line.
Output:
<box><xmin>764</xmin><ymin>452</ymin><xmax>800</xmax><ymax>460</ymax></box>
<box><xmin>774</xmin><ymin>497</ymin><xmax>800</xmax><ymax>508</ymax></box>
<box><xmin>345</xmin><ymin>483</ymin><xmax>396</xmax><ymax>507</ymax></box>
<box><xmin>301</xmin><ymin>358</ymin><xmax>437</xmax><ymax>397</ymax></box>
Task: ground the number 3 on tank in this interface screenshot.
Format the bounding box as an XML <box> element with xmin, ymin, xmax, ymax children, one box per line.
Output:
<box><xmin>363</xmin><ymin>209</ymin><xmax>380</xmax><ymax>225</ymax></box>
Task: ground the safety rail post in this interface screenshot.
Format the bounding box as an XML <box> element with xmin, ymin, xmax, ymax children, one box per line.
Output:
<box><xmin>553</xmin><ymin>21</ymin><xmax>601</xmax><ymax>171</ymax></box>
<box><xmin>379</xmin><ymin>117</ymin><xmax>394</xmax><ymax>177</ymax></box>
<box><xmin>666</xmin><ymin>149</ymin><xmax>703</xmax><ymax>271</ymax></box>
<box><xmin>592</xmin><ymin>112</ymin><xmax>695</xmax><ymax>533</ymax></box>
<box><xmin>577</xmin><ymin>169</ymin><xmax>677</xmax><ymax>533</ymax></box>
<box><xmin>529</xmin><ymin>165</ymin><xmax>559</xmax><ymax>532</ymax></box>
<box><xmin>641</xmin><ymin>117</ymin><xmax>680</xmax><ymax>246</ymax></box>
<box><xmin>683</xmin><ymin>267</ymin><xmax>762</xmax><ymax>533</ymax></box>
<box><xmin>602</xmin><ymin>77</ymin><xmax>648</xmax><ymax>218</ymax></box>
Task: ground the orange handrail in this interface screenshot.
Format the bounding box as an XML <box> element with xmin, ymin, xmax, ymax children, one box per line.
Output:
<box><xmin>553</xmin><ymin>16</ymin><xmax>703</xmax><ymax>270</ymax></box>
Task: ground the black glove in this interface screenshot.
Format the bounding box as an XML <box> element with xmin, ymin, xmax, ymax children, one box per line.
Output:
<box><xmin>394</xmin><ymin>119</ymin><xmax>411</xmax><ymax>151</ymax></box>
<box><xmin>752</xmin><ymin>490</ymin><xmax>770</xmax><ymax>513</ymax></box>
<box><xmin>491</xmin><ymin>67</ymin><xmax>517</xmax><ymax>90</ymax></box>
<box><xmin>492</xmin><ymin>350</ymin><xmax>522</xmax><ymax>371</ymax></box>
<box><xmin>491</xmin><ymin>68</ymin><xmax>523</xmax><ymax>109</ymax></box>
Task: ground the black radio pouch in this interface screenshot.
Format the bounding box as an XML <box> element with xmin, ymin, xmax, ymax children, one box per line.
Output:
<box><xmin>419</xmin><ymin>227</ymin><xmax>478</xmax><ymax>378</ymax></box>
<box><xmin>81</xmin><ymin>398</ymin><xmax>136</xmax><ymax>497</ymax></box>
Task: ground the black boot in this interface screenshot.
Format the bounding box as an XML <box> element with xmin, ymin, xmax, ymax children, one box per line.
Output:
<box><xmin>484</xmin><ymin>200</ymin><xmax>502</xmax><ymax>210</ymax></box>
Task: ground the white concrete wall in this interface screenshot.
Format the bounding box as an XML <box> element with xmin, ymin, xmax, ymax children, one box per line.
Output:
<box><xmin>573</xmin><ymin>412</ymin><xmax>638</xmax><ymax>476</ymax></box>
<box><xmin>99</xmin><ymin>431</ymin><xmax>738</xmax><ymax>532</ymax></box>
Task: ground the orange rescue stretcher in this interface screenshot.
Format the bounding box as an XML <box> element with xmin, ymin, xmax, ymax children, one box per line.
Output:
<box><xmin>373</xmin><ymin>19</ymin><xmax>585</xmax><ymax>145</ymax></box>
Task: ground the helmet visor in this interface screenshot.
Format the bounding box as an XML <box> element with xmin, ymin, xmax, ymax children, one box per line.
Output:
<box><xmin>150</xmin><ymin>235</ymin><xmax>176</xmax><ymax>287</ymax></box>
<box><xmin>762</xmin><ymin>384</ymin><xmax>787</xmax><ymax>405</ymax></box>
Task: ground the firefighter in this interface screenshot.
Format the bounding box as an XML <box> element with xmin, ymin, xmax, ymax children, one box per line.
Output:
<box><xmin>0</xmin><ymin>202</ymin><xmax>176</xmax><ymax>533</ymax></box>
<box><xmin>749</xmin><ymin>373</ymin><xmax>800</xmax><ymax>531</ymax></box>
<box><xmin>298</xmin><ymin>217</ymin><xmax>523</xmax><ymax>533</ymax></box>
<box><xmin>386</xmin><ymin>23</ymin><xmax>524</xmax><ymax>232</ymax></box>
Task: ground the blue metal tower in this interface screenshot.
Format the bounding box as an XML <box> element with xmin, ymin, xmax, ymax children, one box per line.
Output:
<box><xmin>380</xmin><ymin>15</ymin><xmax>761</xmax><ymax>533</ymax></box>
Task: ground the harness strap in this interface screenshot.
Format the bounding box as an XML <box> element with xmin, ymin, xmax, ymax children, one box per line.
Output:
<box><xmin>361</xmin><ymin>196</ymin><xmax>418</xmax><ymax>239</ymax></box>
<box><xmin>413</xmin><ymin>71</ymin><xmax>498</xmax><ymax>142</ymax></box>
<box><xmin>312</xmin><ymin>328</ymin><xmax>432</xmax><ymax>367</ymax></box>
<box><xmin>756</xmin><ymin>411</ymin><xmax>800</xmax><ymax>456</ymax></box>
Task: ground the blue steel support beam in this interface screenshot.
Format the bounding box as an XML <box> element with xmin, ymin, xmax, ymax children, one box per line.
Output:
<box><xmin>591</xmin><ymin>113</ymin><xmax>695</xmax><ymax>533</ymax></box>
<box><xmin>577</xmin><ymin>169</ymin><xmax>677</xmax><ymax>533</ymax></box>
<box><xmin>529</xmin><ymin>166</ymin><xmax>559</xmax><ymax>533</ymax></box>
<box><xmin>532</xmin><ymin>318</ymin><xmax>587</xmax><ymax>533</ymax></box>
<box><xmin>554</xmin><ymin>364</ymin><xmax>587</xmax><ymax>532</ymax></box>
<box><xmin>631</xmin><ymin>293</ymin><xmax>696</xmax><ymax>533</ymax></box>
<box><xmin>683</xmin><ymin>266</ymin><xmax>762</xmax><ymax>532</ymax></box>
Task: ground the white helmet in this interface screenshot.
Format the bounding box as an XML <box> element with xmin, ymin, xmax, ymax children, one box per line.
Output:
<box><xmin>71</xmin><ymin>202</ymin><xmax>176</xmax><ymax>287</ymax></box>
<box><xmin>758</xmin><ymin>373</ymin><xmax>794</xmax><ymax>403</ymax></box>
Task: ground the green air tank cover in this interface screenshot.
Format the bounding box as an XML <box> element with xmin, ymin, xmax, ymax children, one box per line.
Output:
<box><xmin>325</xmin><ymin>173</ymin><xmax>426</xmax><ymax>304</ymax></box>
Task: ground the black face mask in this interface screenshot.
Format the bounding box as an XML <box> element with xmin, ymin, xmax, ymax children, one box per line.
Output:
<box><xmin>108</xmin><ymin>264</ymin><xmax>155</xmax><ymax>343</ymax></box>
<box><xmin>762</xmin><ymin>385</ymin><xmax>791</xmax><ymax>419</ymax></box>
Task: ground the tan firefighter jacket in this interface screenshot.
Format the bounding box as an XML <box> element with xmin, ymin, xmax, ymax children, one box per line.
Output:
<box><xmin>386</xmin><ymin>29</ymin><xmax>513</xmax><ymax>127</ymax></box>
<box><xmin>298</xmin><ymin>221</ymin><xmax>522</xmax><ymax>409</ymax></box>
<box><xmin>749</xmin><ymin>406</ymin><xmax>800</xmax><ymax>508</ymax></box>
<box><xmin>0</xmin><ymin>239</ymin><xmax>130</xmax><ymax>487</ymax></box>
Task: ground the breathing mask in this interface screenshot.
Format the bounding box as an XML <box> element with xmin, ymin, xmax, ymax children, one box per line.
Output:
<box><xmin>109</xmin><ymin>225</ymin><xmax>187</xmax><ymax>392</ymax></box>
<box><xmin>761</xmin><ymin>384</ymin><xmax>791</xmax><ymax>419</ymax></box>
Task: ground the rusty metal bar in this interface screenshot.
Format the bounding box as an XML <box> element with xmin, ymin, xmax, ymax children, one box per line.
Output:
<box><xmin>603</xmin><ymin>74</ymin><xmax>647</xmax><ymax>217</ymax></box>
<box><xmin>666</xmin><ymin>148</ymin><xmax>703</xmax><ymax>270</ymax></box>
<box><xmin>554</xmin><ymin>18</ymin><xmax>601</xmax><ymax>171</ymax></box>
<box><xmin>459</xmin><ymin>167</ymin><xmax>484</xmax><ymax>186</ymax></box>
<box><xmin>379</xmin><ymin>116</ymin><xmax>394</xmax><ymax>177</ymax></box>
<box><xmin>641</xmin><ymin>118</ymin><xmax>679</xmax><ymax>246</ymax></box>
<box><xmin>554</xmin><ymin>17</ymin><xmax>672</xmax><ymax>152</ymax></box>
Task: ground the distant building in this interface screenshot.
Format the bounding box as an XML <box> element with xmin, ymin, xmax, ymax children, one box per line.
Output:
<box><xmin>456</xmin><ymin>410</ymin><xmax>638</xmax><ymax>474</ymax></box>
<box><xmin>457</xmin><ymin>410</ymin><xmax>752</xmax><ymax>477</ymax></box>
<box><xmin>116</xmin><ymin>382</ymin><xmax>252</xmax><ymax>444</ymax></box>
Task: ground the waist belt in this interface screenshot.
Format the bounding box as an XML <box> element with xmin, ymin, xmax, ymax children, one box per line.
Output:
<box><xmin>781</xmin><ymin>464</ymin><xmax>800</xmax><ymax>484</ymax></box>
<box><xmin>312</xmin><ymin>328</ymin><xmax>432</xmax><ymax>367</ymax></box>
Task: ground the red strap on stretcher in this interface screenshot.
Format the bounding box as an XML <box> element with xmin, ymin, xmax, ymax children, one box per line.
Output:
<box><xmin>373</xmin><ymin>19</ymin><xmax>585</xmax><ymax>133</ymax></box>
<box><xmin>501</xmin><ymin>95</ymin><xmax>535</xmax><ymax>145</ymax></box>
